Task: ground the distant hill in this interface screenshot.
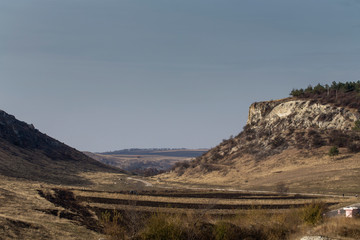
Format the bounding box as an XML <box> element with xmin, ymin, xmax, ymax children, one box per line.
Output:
<box><xmin>0</xmin><ymin>109</ymin><xmax>121</xmax><ymax>185</ymax></box>
<box><xmin>101</xmin><ymin>148</ymin><xmax>207</xmax><ymax>158</ymax></box>
<box><xmin>160</xmin><ymin>82</ymin><xmax>360</xmax><ymax>193</ymax></box>
<box><xmin>86</xmin><ymin>148</ymin><xmax>207</xmax><ymax>176</ymax></box>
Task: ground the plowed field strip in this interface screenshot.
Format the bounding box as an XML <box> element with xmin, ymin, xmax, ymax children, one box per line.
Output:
<box><xmin>89</xmin><ymin>204</ymin><xmax>249</xmax><ymax>215</ymax></box>
<box><xmin>73</xmin><ymin>191</ymin><xmax>340</xmax><ymax>206</ymax></box>
<box><xmin>78</xmin><ymin>196</ymin><xmax>337</xmax><ymax>210</ymax></box>
<box><xmin>71</xmin><ymin>188</ymin><xmax>316</xmax><ymax>199</ymax></box>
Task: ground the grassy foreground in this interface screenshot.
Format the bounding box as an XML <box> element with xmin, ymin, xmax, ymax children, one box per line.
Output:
<box><xmin>99</xmin><ymin>203</ymin><xmax>360</xmax><ymax>240</ymax></box>
<box><xmin>1</xmin><ymin>172</ymin><xmax>360</xmax><ymax>240</ymax></box>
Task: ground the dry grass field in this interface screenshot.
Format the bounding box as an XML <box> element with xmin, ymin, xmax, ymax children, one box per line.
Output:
<box><xmin>157</xmin><ymin>147</ymin><xmax>360</xmax><ymax>196</ymax></box>
<box><xmin>0</xmin><ymin>175</ymin><xmax>104</xmax><ymax>240</ymax></box>
<box><xmin>1</xmin><ymin>168</ymin><xmax>360</xmax><ymax>240</ymax></box>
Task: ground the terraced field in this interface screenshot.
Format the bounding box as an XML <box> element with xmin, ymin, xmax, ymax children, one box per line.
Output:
<box><xmin>38</xmin><ymin>187</ymin><xmax>347</xmax><ymax>222</ymax></box>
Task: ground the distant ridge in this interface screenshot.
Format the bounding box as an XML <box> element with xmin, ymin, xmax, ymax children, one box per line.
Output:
<box><xmin>86</xmin><ymin>148</ymin><xmax>208</xmax><ymax>176</ymax></box>
<box><xmin>0</xmin><ymin>109</ymin><xmax>122</xmax><ymax>184</ymax></box>
<box><xmin>101</xmin><ymin>148</ymin><xmax>208</xmax><ymax>158</ymax></box>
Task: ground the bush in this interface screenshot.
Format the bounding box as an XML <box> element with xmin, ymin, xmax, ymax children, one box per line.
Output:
<box><xmin>348</xmin><ymin>142</ymin><xmax>360</xmax><ymax>153</ymax></box>
<box><xmin>328</xmin><ymin>130</ymin><xmax>348</xmax><ymax>147</ymax></box>
<box><xmin>100</xmin><ymin>210</ymin><xmax>126</xmax><ymax>240</ymax></box>
<box><xmin>329</xmin><ymin>146</ymin><xmax>339</xmax><ymax>158</ymax></box>
<box><xmin>301</xmin><ymin>202</ymin><xmax>326</xmax><ymax>226</ymax></box>
<box><xmin>353</xmin><ymin>120</ymin><xmax>360</xmax><ymax>131</ymax></box>
<box><xmin>275</xmin><ymin>182</ymin><xmax>289</xmax><ymax>194</ymax></box>
<box><xmin>270</xmin><ymin>136</ymin><xmax>285</xmax><ymax>148</ymax></box>
<box><xmin>213</xmin><ymin>222</ymin><xmax>240</xmax><ymax>240</ymax></box>
<box><xmin>140</xmin><ymin>213</ymin><xmax>185</xmax><ymax>240</ymax></box>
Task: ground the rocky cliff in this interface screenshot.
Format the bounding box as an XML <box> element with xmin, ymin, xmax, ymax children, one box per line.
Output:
<box><xmin>247</xmin><ymin>99</ymin><xmax>358</xmax><ymax>131</ymax></box>
<box><xmin>165</xmin><ymin>97</ymin><xmax>360</xmax><ymax>190</ymax></box>
<box><xmin>0</xmin><ymin>109</ymin><xmax>121</xmax><ymax>184</ymax></box>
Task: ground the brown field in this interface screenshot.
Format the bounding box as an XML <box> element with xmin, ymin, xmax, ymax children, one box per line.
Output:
<box><xmin>2</xmin><ymin>169</ymin><xmax>360</xmax><ymax>240</ymax></box>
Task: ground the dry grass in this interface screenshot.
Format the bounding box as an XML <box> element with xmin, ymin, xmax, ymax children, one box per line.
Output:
<box><xmin>157</xmin><ymin>147</ymin><xmax>360</xmax><ymax>195</ymax></box>
<box><xmin>98</xmin><ymin>202</ymin><xmax>332</xmax><ymax>240</ymax></box>
<box><xmin>2</xmin><ymin>170</ymin><xmax>358</xmax><ymax>240</ymax></box>
<box><xmin>313</xmin><ymin>217</ymin><xmax>360</xmax><ymax>239</ymax></box>
<box><xmin>72</xmin><ymin>189</ymin><xmax>348</xmax><ymax>208</ymax></box>
<box><xmin>0</xmin><ymin>175</ymin><xmax>105</xmax><ymax>240</ymax></box>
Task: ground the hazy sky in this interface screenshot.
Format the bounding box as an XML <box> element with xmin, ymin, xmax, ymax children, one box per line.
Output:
<box><xmin>1</xmin><ymin>0</ymin><xmax>359</xmax><ymax>152</ymax></box>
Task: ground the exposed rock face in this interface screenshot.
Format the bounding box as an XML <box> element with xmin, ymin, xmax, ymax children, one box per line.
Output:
<box><xmin>247</xmin><ymin>99</ymin><xmax>359</xmax><ymax>131</ymax></box>
<box><xmin>0</xmin><ymin>109</ymin><xmax>120</xmax><ymax>184</ymax></box>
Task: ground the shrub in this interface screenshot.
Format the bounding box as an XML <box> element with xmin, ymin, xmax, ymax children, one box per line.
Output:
<box><xmin>329</xmin><ymin>146</ymin><xmax>339</xmax><ymax>158</ymax></box>
<box><xmin>309</xmin><ymin>132</ymin><xmax>325</xmax><ymax>148</ymax></box>
<box><xmin>140</xmin><ymin>213</ymin><xmax>186</xmax><ymax>240</ymax></box>
<box><xmin>213</xmin><ymin>222</ymin><xmax>240</xmax><ymax>240</ymax></box>
<box><xmin>301</xmin><ymin>202</ymin><xmax>326</xmax><ymax>226</ymax></box>
<box><xmin>328</xmin><ymin>130</ymin><xmax>349</xmax><ymax>147</ymax></box>
<box><xmin>100</xmin><ymin>210</ymin><xmax>126</xmax><ymax>240</ymax></box>
<box><xmin>270</xmin><ymin>136</ymin><xmax>285</xmax><ymax>148</ymax></box>
<box><xmin>275</xmin><ymin>182</ymin><xmax>289</xmax><ymax>194</ymax></box>
<box><xmin>348</xmin><ymin>142</ymin><xmax>360</xmax><ymax>153</ymax></box>
<box><xmin>200</xmin><ymin>163</ymin><xmax>221</xmax><ymax>173</ymax></box>
<box><xmin>353</xmin><ymin>120</ymin><xmax>360</xmax><ymax>131</ymax></box>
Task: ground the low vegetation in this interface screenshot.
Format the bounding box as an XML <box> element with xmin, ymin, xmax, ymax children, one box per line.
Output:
<box><xmin>99</xmin><ymin>202</ymin><xmax>360</xmax><ymax>240</ymax></box>
<box><xmin>33</xmin><ymin>185</ymin><xmax>356</xmax><ymax>240</ymax></box>
<box><xmin>328</xmin><ymin>146</ymin><xmax>339</xmax><ymax>158</ymax></box>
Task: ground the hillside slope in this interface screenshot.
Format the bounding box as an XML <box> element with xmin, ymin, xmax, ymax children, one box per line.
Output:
<box><xmin>0</xmin><ymin>110</ymin><xmax>121</xmax><ymax>185</ymax></box>
<box><xmin>160</xmin><ymin>93</ymin><xmax>360</xmax><ymax>194</ymax></box>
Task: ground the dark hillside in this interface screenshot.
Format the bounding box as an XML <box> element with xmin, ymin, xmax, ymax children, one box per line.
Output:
<box><xmin>0</xmin><ymin>110</ymin><xmax>122</xmax><ymax>184</ymax></box>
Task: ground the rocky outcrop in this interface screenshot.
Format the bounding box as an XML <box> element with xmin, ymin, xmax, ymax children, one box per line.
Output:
<box><xmin>247</xmin><ymin>99</ymin><xmax>359</xmax><ymax>131</ymax></box>
<box><xmin>172</xmin><ymin>97</ymin><xmax>360</xmax><ymax>176</ymax></box>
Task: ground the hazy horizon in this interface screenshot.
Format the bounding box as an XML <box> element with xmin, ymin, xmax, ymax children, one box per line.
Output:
<box><xmin>1</xmin><ymin>0</ymin><xmax>359</xmax><ymax>152</ymax></box>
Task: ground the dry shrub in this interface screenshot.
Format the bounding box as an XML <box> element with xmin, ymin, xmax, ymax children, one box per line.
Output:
<box><xmin>99</xmin><ymin>203</ymin><xmax>337</xmax><ymax>240</ymax></box>
<box><xmin>100</xmin><ymin>210</ymin><xmax>126</xmax><ymax>240</ymax></box>
<box><xmin>270</xmin><ymin>136</ymin><xmax>285</xmax><ymax>148</ymax></box>
<box><xmin>140</xmin><ymin>213</ymin><xmax>186</xmax><ymax>240</ymax></box>
<box><xmin>275</xmin><ymin>182</ymin><xmax>289</xmax><ymax>194</ymax></box>
<box><xmin>301</xmin><ymin>202</ymin><xmax>326</xmax><ymax>226</ymax></box>
<box><xmin>230</xmin><ymin>208</ymin><xmax>301</xmax><ymax>240</ymax></box>
<box><xmin>213</xmin><ymin>222</ymin><xmax>241</xmax><ymax>240</ymax></box>
<box><xmin>348</xmin><ymin>142</ymin><xmax>360</xmax><ymax>153</ymax></box>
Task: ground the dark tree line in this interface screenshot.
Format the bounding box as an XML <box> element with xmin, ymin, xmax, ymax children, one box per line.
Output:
<box><xmin>290</xmin><ymin>81</ymin><xmax>360</xmax><ymax>111</ymax></box>
<box><xmin>290</xmin><ymin>81</ymin><xmax>360</xmax><ymax>97</ymax></box>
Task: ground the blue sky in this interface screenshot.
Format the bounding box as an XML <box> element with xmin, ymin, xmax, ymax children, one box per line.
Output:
<box><xmin>1</xmin><ymin>0</ymin><xmax>359</xmax><ymax>152</ymax></box>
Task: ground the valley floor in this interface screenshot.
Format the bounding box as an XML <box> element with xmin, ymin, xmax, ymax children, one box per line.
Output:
<box><xmin>1</xmin><ymin>167</ymin><xmax>360</xmax><ymax>240</ymax></box>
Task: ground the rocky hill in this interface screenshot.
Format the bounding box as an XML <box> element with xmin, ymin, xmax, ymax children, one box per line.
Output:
<box><xmin>0</xmin><ymin>109</ymin><xmax>121</xmax><ymax>185</ymax></box>
<box><xmin>161</xmin><ymin>82</ymin><xmax>360</xmax><ymax>193</ymax></box>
